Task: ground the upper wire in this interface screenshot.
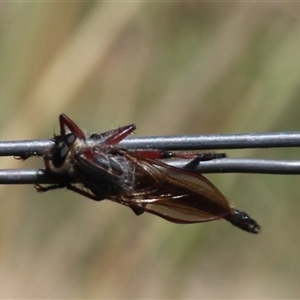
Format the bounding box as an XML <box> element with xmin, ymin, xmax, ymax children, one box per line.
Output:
<box><xmin>1</xmin><ymin>131</ymin><xmax>300</xmax><ymax>157</ymax></box>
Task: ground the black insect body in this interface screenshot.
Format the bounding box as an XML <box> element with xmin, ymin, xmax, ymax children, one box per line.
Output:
<box><xmin>36</xmin><ymin>114</ymin><xmax>260</xmax><ymax>234</ymax></box>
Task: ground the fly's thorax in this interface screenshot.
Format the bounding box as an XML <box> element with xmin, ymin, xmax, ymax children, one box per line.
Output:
<box><xmin>86</xmin><ymin>150</ymin><xmax>135</xmax><ymax>181</ymax></box>
<box><xmin>74</xmin><ymin>148</ymin><xmax>136</xmax><ymax>195</ymax></box>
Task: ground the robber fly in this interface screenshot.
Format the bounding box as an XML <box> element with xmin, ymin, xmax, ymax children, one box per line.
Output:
<box><xmin>34</xmin><ymin>114</ymin><xmax>260</xmax><ymax>234</ymax></box>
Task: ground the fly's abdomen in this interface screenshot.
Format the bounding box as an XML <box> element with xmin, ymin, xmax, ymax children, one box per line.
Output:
<box><xmin>227</xmin><ymin>209</ymin><xmax>260</xmax><ymax>233</ymax></box>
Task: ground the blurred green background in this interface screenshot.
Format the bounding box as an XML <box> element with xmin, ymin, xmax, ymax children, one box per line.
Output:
<box><xmin>1</xmin><ymin>2</ymin><xmax>300</xmax><ymax>298</ymax></box>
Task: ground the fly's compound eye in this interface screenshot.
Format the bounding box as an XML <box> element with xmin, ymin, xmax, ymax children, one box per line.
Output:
<box><xmin>64</xmin><ymin>133</ymin><xmax>77</xmax><ymax>146</ymax></box>
<box><xmin>49</xmin><ymin>133</ymin><xmax>77</xmax><ymax>169</ymax></box>
<box><xmin>52</xmin><ymin>144</ymin><xmax>70</xmax><ymax>168</ymax></box>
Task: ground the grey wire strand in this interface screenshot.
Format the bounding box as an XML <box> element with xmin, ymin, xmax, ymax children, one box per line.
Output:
<box><xmin>166</xmin><ymin>158</ymin><xmax>300</xmax><ymax>174</ymax></box>
<box><xmin>1</xmin><ymin>131</ymin><xmax>300</xmax><ymax>157</ymax></box>
<box><xmin>2</xmin><ymin>158</ymin><xmax>300</xmax><ymax>184</ymax></box>
<box><xmin>1</xmin><ymin>131</ymin><xmax>300</xmax><ymax>184</ymax></box>
<box><xmin>122</xmin><ymin>131</ymin><xmax>300</xmax><ymax>150</ymax></box>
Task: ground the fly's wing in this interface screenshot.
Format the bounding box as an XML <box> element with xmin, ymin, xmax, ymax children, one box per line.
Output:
<box><xmin>115</xmin><ymin>153</ymin><xmax>233</xmax><ymax>224</ymax></box>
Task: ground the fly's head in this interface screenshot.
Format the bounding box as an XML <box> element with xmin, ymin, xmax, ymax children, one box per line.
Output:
<box><xmin>44</xmin><ymin>133</ymin><xmax>86</xmax><ymax>174</ymax></box>
<box><xmin>43</xmin><ymin>114</ymin><xmax>88</xmax><ymax>175</ymax></box>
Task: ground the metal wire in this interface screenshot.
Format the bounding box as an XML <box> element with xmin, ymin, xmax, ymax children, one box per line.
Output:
<box><xmin>1</xmin><ymin>131</ymin><xmax>300</xmax><ymax>157</ymax></box>
<box><xmin>1</xmin><ymin>131</ymin><xmax>300</xmax><ymax>184</ymax></box>
<box><xmin>1</xmin><ymin>158</ymin><xmax>300</xmax><ymax>185</ymax></box>
<box><xmin>167</xmin><ymin>158</ymin><xmax>300</xmax><ymax>174</ymax></box>
<box><xmin>121</xmin><ymin>131</ymin><xmax>300</xmax><ymax>150</ymax></box>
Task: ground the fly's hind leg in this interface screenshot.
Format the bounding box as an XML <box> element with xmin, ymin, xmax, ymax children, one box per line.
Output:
<box><xmin>129</xmin><ymin>149</ymin><xmax>226</xmax><ymax>162</ymax></box>
<box><xmin>191</xmin><ymin>153</ymin><xmax>226</xmax><ymax>161</ymax></box>
<box><xmin>182</xmin><ymin>153</ymin><xmax>226</xmax><ymax>172</ymax></box>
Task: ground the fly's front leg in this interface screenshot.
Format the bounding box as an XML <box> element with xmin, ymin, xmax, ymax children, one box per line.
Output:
<box><xmin>59</xmin><ymin>113</ymin><xmax>86</xmax><ymax>139</ymax></box>
<box><xmin>35</xmin><ymin>183</ymin><xmax>68</xmax><ymax>193</ymax></box>
<box><xmin>15</xmin><ymin>151</ymin><xmax>40</xmax><ymax>161</ymax></box>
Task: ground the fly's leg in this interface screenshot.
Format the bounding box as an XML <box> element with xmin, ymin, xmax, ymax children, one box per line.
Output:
<box><xmin>90</xmin><ymin>125</ymin><xmax>137</xmax><ymax>147</ymax></box>
<box><xmin>65</xmin><ymin>184</ymin><xmax>105</xmax><ymax>201</ymax></box>
<box><xmin>35</xmin><ymin>183</ymin><xmax>68</xmax><ymax>192</ymax></box>
<box><xmin>182</xmin><ymin>153</ymin><xmax>226</xmax><ymax>172</ymax></box>
<box><xmin>35</xmin><ymin>183</ymin><xmax>105</xmax><ymax>201</ymax></box>
<box><xmin>189</xmin><ymin>153</ymin><xmax>226</xmax><ymax>161</ymax></box>
<box><xmin>104</xmin><ymin>124</ymin><xmax>136</xmax><ymax>146</ymax></box>
<box><xmin>129</xmin><ymin>149</ymin><xmax>226</xmax><ymax>161</ymax></box>
<box><xmin>90</xmin><ymin>124</ymin><xmax>136</xmax><ymax>143</ymax></box>
<box><xmin>15</xmin><ymin>151</ymin><xmax>40</xmax><ymax>161</ymax></box>
<box><xmin>59</xmin><ymin>114</ymin><xmax>86</xmax><ymax>139</ymax></box>
<box><xmin>127</xmin><ymin>150</ymin><xmax>226</xmax><ymax>173</ymax></box>
<box><xmin>59</xmin><ymin>114</ymin><xmax>136</xmax><ymax>145</ymax></box>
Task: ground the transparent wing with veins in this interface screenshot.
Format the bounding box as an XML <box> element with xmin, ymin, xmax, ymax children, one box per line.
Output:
<box><xmin>98</xmin><ymin>151</ymin><xmax>234</xmax><ymax>224</ymax></box>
